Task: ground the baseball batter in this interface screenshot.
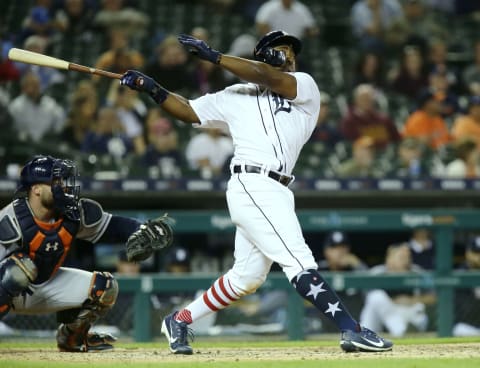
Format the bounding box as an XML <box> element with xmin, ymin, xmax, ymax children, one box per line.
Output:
<box><xmin>120</xmin><ymin>30</ymin><xmax>393</xmax><ymax>354</ymax></box>
<box><xmin>0</xmin><ymin>155</ymin><xmax>172</xmax><ymax>352</ymax></box>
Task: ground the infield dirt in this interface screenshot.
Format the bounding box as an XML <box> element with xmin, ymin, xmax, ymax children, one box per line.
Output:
<box><xmin>1</xmin><ymin>342</ymin><xmax>479</xmax><ymax>363</ymax></box>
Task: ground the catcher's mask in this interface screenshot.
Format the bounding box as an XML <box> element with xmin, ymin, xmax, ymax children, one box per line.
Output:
<box><xmin>16</xmin><ymin>155</ymin><xmax>80</xmax><ymax>219</ymax></box>
<box><xmin>253</xmin><ymin>30</ymin><xmax>302</xmax><ymax>66</ymax></box>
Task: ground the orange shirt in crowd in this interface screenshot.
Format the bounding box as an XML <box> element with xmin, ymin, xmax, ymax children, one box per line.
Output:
<box><xmin>451</xmin><ymin>115</ymin><xmax>480</xmax><ymax>148</ymax></box>
<box><xmin>402</xmin><ymin>110</ymin><xmax>451</xmax><ymax>150</ymax></box>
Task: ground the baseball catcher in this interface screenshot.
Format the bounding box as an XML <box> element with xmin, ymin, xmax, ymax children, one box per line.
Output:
<box><xmin>0</xmin><ymin>155</ymin><xmax>172</xmax><ymax>352</ymax></box>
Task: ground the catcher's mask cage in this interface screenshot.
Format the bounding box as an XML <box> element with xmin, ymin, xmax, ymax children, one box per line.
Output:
<box><xmin>15</xmin><ymin>155</ymin><xmax>81</xmax><ymax>219</ymax></box>
<box><xmin>253</xmin><ymin>30</ymin><xmax>302</xmax><ymax>65</ymax></box>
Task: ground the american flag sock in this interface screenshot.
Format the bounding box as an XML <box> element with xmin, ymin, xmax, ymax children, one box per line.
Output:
<box><xmin>292</xmin><ymin>269</ymin><xmax>359</xmax><ymax>331</ymax></box>
<box><xmin>175</xmin><ymin>274</ymin><xmax>242</xmax><ymax>324</ymax></box>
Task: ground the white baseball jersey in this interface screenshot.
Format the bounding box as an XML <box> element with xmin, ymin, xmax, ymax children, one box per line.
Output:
<box><xmin>190</xmin><ymin>72</ymin><xmax>320</xmax><ymax>176</ymax></box>
<box><xmin>189</xmin><ymin>72</ymin><xmax>321</xmax><ymax>283</ymax></box>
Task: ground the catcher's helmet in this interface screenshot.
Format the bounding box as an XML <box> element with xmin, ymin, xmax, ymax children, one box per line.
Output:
<box><xmin>16</xmin><ymin>155</ymin><xmax>80</xmax><ymax>219</ymax></box>
<box><xmin>254</xmin><ymin>30</ymin><xmax>302</xmax><ymax>59</ymax></box>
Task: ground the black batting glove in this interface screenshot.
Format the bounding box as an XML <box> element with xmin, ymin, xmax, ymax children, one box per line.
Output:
<box><xmin>120</xmin><ymin>70</ymin><xmax>169</xmax><ymax>104</ymax></box>
<box><xmin>178</xmin><ymin>34</ymin><xmax>221</xmax><ymax>64</ymax></box>
<box><xmin>254</xmin><ymin>47</ymin><xmax>286</xmax><ymax>67</ymax></box>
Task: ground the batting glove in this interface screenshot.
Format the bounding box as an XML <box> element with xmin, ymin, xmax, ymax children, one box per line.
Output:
<box><xmin>120</xmin><ymin>70</ymin><xmax>169</xmax><ymax>104</ymax></box>
<box><xmin>255</xmin><ymin>47</ymin><xmax>287</xmax><ymax>67</ymax></box>
<box><xmin>178</xmin><ymin>34</ymin><xmax>221</xmax><ymax>64</ymax></box>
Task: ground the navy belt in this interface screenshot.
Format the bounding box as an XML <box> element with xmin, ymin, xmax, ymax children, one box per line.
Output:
<box><xmin>232</xmin><ymin>165</ymin><xmax>293</xmax><ymax>187</ymax></box>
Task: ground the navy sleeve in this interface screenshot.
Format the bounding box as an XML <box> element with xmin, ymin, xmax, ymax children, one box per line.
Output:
<box><xmin>98</xmin><ymin>215</ymin><xmax>141</xmax><ymax>243</ymax></box>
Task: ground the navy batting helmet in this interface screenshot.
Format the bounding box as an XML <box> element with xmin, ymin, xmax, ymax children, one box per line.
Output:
<box><xmin>254</xmin><ymin>30</ymin><xmax>302</xmax><ymax>59</ymax></box>
<box><xmin>16</xmin><ymin>155</ymin><xmax>80</xmax><ymax>219</ymax></box>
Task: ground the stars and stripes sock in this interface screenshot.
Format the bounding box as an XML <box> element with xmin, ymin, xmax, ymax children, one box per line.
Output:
<box><xmin>174</xmin><ymin>274</ymin><xmax>242</xmax><ymax>324</ymax></box>
<box><xmin>292</xmin><ymin>269</ymin><xmax>359</xmax><ymax>331</ymax></box>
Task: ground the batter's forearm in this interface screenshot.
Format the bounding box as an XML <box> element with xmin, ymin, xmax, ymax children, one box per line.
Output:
<box><xmin>219</xmin><ymin>55</ymin><xmax>295</xmax><ymax>99</ymax></box>
<box><xmin>219</xmin><ymin>55</ymin><xmax>279</xmax><ymax>88</ymax></box>
<box><xmin>161</xmin><ymin>93</ymin><xmax>200</xmax><ymax>124</ymax></box>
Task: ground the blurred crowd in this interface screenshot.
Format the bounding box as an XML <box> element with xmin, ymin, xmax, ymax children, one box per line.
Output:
<box><xmin>0</xmin><ymin>0</ymin><xmax>480</xmax><ymax>180</ymax></box>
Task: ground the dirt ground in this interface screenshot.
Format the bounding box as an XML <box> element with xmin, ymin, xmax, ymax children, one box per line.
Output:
<box><xmin>1</xmin><ymin>343</ymin><xmax>480</xmax><ymax>363</ymax></box>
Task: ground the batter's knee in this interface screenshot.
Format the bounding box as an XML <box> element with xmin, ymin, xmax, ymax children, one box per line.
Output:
<box><xmin>227</xmin><ymin>270</ymin><xmax>267</xmax><ymax>295</ymax></box>
<box><xmin>89</xmin><ymin>271</ymin><xmax>118</xmax><ymax>308</ymax></box>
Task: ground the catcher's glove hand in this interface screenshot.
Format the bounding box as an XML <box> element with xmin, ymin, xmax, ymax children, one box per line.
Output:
<box><xmin>126</xmin><ymin>215</ymin><xmax>174</xmax><ymax>262</ymax></box>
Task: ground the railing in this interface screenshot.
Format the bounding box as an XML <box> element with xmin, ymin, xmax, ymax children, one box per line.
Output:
<box><xmin>114</xmin><ymin>209</ymin><xmax>480</xmax><ymax>342</ymax></box>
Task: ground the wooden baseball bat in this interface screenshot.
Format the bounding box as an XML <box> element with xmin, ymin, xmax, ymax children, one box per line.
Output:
<box><xmin>7</xmin><ymin>48</ymin><xmax>122</xmax><ymax>80</ymax></box>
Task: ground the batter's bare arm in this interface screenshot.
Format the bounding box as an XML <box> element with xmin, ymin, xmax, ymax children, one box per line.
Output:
<box><xmin>177</xmin><ymin>34</ymin><xmax>297</xmax><ymax>99</ymax></box>
<box><xmin>162</xmin><ymin>93</ymin><xmax>199</xmax><ymax>123</ymax></box>
<box><xmin>120</xmin><ymin>71</ymin><xmax>199</xmax><ymax>123</ymax></box>
<box><xmin>218</xmin><ymin>55</ymin><xmax>297</xmax><ymax>100</ymax></box>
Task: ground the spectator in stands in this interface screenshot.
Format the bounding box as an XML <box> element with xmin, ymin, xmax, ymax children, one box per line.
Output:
<box><xmin>406</xmin><ymin>227</ymin><xmax>435</xmax><ymax>270</ymax></box>
<box><xmin>444</xmin><ymin>138</ymin><xmax>480</xmax><ymax>178</ymax></box>
<box><xmin>402</xmin><ymin>88</ymin><xmax>451</xmax><ymax>150</ymax></box>
<box><xmin>62</xmin><ymin>79</ymin><xmax>98</xmax><ymax>150</ymax></box>
<box><xmin>350</xmin><ymin>0</ymin><xmax>404</xmax><ymax>52</ymax></box>
<box><xmin>188</xmin><ymin>27</ymin><xmax>228</xmax><ymax>95</ymax></box>
<box><xmin>340</xmin><ymin>84</ymin><xmax>401</xmax><ymax>149</ymax></box>
<box><xmin>462</xmin><ymin>40</ymin><xmax>480</xmax><ymax>96</ymax></box>
<box><xmin>19</xmin><ymin>5</ymin><xmax>57</xmax><ymax>44</ymax></box>
<box><xmin>254</xmin><ymin>0</ymin><xmax>319</xmax><ymax>40</ymax></box>
<box><xmin>309</xmin><ymin>91</ymin><xmax>343</xmax><ymax>148</ymax></box>
<box><xmin>425</xmin><ymin>38</ymin><xmax>459</xmax><ymax>91</ymax></box>
<box><xmin>387</xmin><ymin>0</ymin><xmax>449</xmax><ymax>54</ymax></box>
<box><xmin>8</xmin><ymin>72</ymin><xmax>65</xmax><ymax>143</ymax></box>
<box><xmin>53</xmin><ymin>0</ymin><xmax>95</xmax><ymax>37</ymax></box>
<box><xmin>185</xmin><ymin>128</ymin><xmax>234</xmax><ymax>179</ymax></box>
<box><xmin>453</xmin><ymin>236</ymin><xmax>480</xmax><ymax>337</ymax></box>
<box><xmin>390</xmin><ymin>137</ymin><xmax>431</xmax><ymax>178</ymax></box>
<box><xmin>106</xmin><ymin>84</ymin><xmax>146</xmax><ymax>155</ymax></box>
<box><xmin>336</xmin><ymin>136</ymin><xmax>384</xmax><ymax>178</ymax></box>
<box><xmin>93</xmin><ymin>29</ymin><xmax>144</xmax><ymax>84</ymax></box>
<box><xmin>144</xmin><ymin>35</ymin><xmax>196</xmax><ymax>95</ymax></box>
<box><xmin>0</xmin><ymin>38</ymin><xmax>20</xmax><ymax>84</ymax></box>
<box><xmin>452</xmin><ymin>96</ymin><xmax>480</xmax><ymax>148</ymax></box>
<box><xmin>223</xmin><ymin>33</ymin><xmax>258</xmax><ymax>83</ymax></box>
<box><xmin>352</xmin><ymin>51</ymin><xmax>386</xmax><ymax>91</ymax></box>
<box><xmin>359</xmin><ymin>243</ymin><xmax>436</xmax><ymax>337</ymax></box>
<box><xmin>93</xmin><ymin>0</ymin><xmax>149</xmax><ymax>42</ymax></box>
<box><xmin>388</xmin><ymin>45</ymin><xmax>429</xmax><ymax>100</ymax></box>
<box><xmin>81</xmin><ymin>106</ymin><xmax>134</xmax><ymax>159</ymax></box>
<box><xmin>15</xmin><ymin>35</ymin><xmax>65</xmax><ymax>93</ymax></box>
<box><xmin>143</xmin><ymin>107</ymin><xmax>182</xmax><ymax>179</ymax></box>
<box><xmin>428</xmin><ymin>64</ymin><xmax>460</xmax><ymax>119</ymax></box>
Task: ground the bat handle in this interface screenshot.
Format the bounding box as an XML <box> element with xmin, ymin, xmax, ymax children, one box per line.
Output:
<box><xmin>68</xmin><ymin>63</ymin><xmax>122</xmax><ymax>79</ymax></box>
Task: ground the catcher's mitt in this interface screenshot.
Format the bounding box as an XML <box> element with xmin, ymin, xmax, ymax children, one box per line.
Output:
<box><xmin>126</xmin><ymin>215</ymin><xmax>173</xmax><ymax>262</ymax></box>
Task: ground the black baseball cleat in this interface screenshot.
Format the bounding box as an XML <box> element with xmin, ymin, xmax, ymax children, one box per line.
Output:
<box><xmin>340</xmin><ymin>326</ymin><xmax>393</xmax><ymax>352</ymax></box>
<box><xmin>56</xmin><ymin>324</ymin><xmax>116</xmax><ymax>352</ymax></box>
<box><xmin>85</xmin><ymin>332</ymin><xmax>117</xmax><ymax>352</ymax></box>
<box><xmin>161</xmin><ymin>311</ymin><xmax>194</xmax><ymax>355</ymax></box>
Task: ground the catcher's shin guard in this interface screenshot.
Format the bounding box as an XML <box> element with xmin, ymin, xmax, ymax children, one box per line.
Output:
<box><xmin>56</xmin><ymin>271</ymin><xmax>118</xmax><ymax>352</ymax></box>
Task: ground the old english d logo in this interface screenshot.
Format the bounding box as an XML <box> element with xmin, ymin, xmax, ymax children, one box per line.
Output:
<box><xmin>272</xmin><ymin>93</ymin><xmax>291</xmax><ymax>115</ymax></box>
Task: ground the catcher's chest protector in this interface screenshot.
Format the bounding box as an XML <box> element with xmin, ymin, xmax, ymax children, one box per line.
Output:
<box><xmin>13</xmin><ymin>198</ymin><xmax>80</xmax><ymax>284</ymax></box>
